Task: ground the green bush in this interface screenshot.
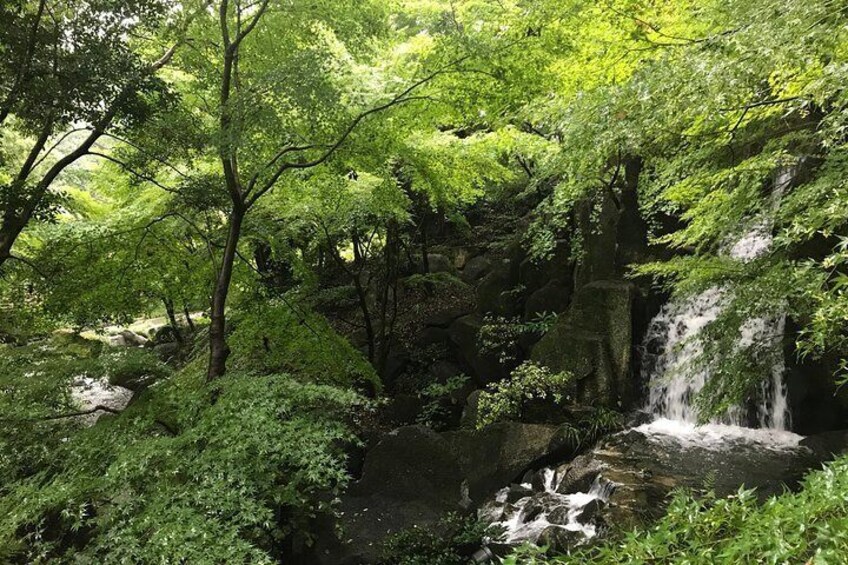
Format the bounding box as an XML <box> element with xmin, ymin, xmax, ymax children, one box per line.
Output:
<box><xmin>0</xmin><ymin>370</ymin><xmax>367</xmax><ymax>563</ymax></box>
<box><xmin>380</xmin><ymin>513</ymin><xmax>501</xmax><ymax>565</ymax></box>
<box><xmin>100</xmin><ymin>347</ymin><xmax>171</xmax><ymax>389</ymax></box>
<box><xmin>477</xmin><ymin>361</ymin><xmax>572</xmax><ymax>427</ymax></box>
<box><xmin>227</xmin><ymin>299</ymin><xmax>379</xmax><ymax>391</ymax></box>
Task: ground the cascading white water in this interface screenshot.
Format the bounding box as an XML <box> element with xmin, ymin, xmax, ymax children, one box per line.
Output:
<box><xmin>478</xmin><ymin>169</ymin><xmax>804</xmax><ymax>553</ymax></box>
<box><xmin>483</xmin><ymin>469</ymin><xmax>616</xmax><ymax>545</ymax></box>
<box><xmin>644</xmin><ymin>168</ymin><xmax>795</xmax><ymax>430</ymax></box>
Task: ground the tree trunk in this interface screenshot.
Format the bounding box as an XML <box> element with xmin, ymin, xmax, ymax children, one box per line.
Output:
<box><xmin>207</xmin><ymin>206</ymin><xmax>244</xmax><ymax>381</ymax></box>
<box><xmin>183</xmin><ymin>303</ymin><xmax>196</xmax><ymax>333</ymax></box>
<box><xmin>0</xmin><ymin>223</ymin><xmax>22</xmax><ymax>269</ymax></box>
<box><xmin>163</xmin><ymin>297</ymin><xmax>184</xmax><ymax>344</ymax></box>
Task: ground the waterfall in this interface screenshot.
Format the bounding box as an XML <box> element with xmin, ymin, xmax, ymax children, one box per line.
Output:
<box><xmin>477</xmin><ymin>168</ymin><xmax>802</xmax><ymax>555</ymax></box>
<box><xmin>482</xmin><ymin>469</ymin><xmax>616</xmax><ymax>546</ymax></box>
<box><xmin>643</xmin><ymin>168</ymin><xmax>794</xmax><ymax>430</ymax></box>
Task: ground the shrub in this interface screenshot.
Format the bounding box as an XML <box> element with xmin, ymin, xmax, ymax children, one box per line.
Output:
<box><xmin>0</xmin><ymin>370</ymin><xmax>367</xmax><ymax>563</ymax></box>
<box><xmin>477</xmin><ymin>362</ymin><xmax>572</xmax><ymax>427</ymax></box>
<box><xmin>227</xmin><ymin>299</ymin><xmax>379</xmax><ymax>391</ymax></box>
<box><xmin>380</xmin><ymin>513</ymin><xmax>501</xmax><ymax>565</ymax></box>
<box><xmin>100</xmin><ymin>347</ymin><xmax>171</xmax><ymax>389</ymax></box>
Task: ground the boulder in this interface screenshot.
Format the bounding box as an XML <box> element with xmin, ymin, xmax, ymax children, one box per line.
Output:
<box><xmin>462</xmin><ymin>255</ymin><xmax>493</xmax><ymax>283</ymax></box>
<box><xmin>531</xmin><ymin>280</ymin><xmax>636</xmax><ymax>408</ymax></box>
<box><xmin>382</xmin><ymin>394</ymin><xmax>424</xmax><ymax>426</ymax></box>
<box><xmin>119</xmin><ymin>330</ymin><xmax>149</xmax><ymax>347</ymax></box>
<box><xmin>426</xmin><ymin>253</ymin><xmax>456</xmax><ymax>275</ymax></box>
<box><xmin>424</xmin><ymin>304</ymin><xmax>473</xmax><ymax>329</ymax></box>
<box><xmin>800</xmin><ymin>429</ymin><xmax>848</xmax><ymax>458</ymax></box>
<box><xmin>153</xmin><ymin>342</ymin><xmax>180</xmax><ymax>362</ymax></box>
<box><xmin>477</xmin><ymin>264</ymin><xmax>521</xmax><ymax>316</ymax></box>
<box><xmin>537</xmin><ymin>526</ymin><xmax>584</xmax><ymax>553</ymax></box>
<box><xmin>524</xmin><ymin>279</ymin><xmax>572</xmax><ymax>318</ymax></box>
<box><xmin>556</xmin><ymin>426</ymin><xmax>822</xmax><ymax>529</ymax></box>
<box><xmin>460</xmin><ymin>389</ymin><xmax>482</xmax><ymax>429</ymax></box>
<box><xmin>448</xmin><ymin>314</ymin><xmax>510</xmax><ymax>384</ymax></box>
<box><xmin>443</xmin><ymin>422</ymin><xmax>576</xmax><ymax>503</ymax></box>
<box><xmin>429</xmin><ymin>360</ymin><xmax>462</xmax><ymax>382</ymax></box>
<box><xmin>573</xmin><ymin>193</ymin><xmax>620</xmax><ymax>289</ymax></box>
<box><xmin>311</xmin><ymin>422</ymin><xmax>573</xmax><ymax>565</ymax></box>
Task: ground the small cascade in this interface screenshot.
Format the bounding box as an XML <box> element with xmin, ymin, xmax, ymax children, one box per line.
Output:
<box><xmin>482</xmin><ymin>469</ymin><xmax>616</xmax><ymax>546</ymax></box>
<box><xmin>644</xmin><ymin>168</ymin><xmax>795</xmax><ymax>430</ymax></box>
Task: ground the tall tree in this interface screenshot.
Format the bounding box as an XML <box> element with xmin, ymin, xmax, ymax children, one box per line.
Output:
<box><xmin>0</xmin><ymin>0</ymin><xmax>191</xmax><ymax>270</ymax></box>
<box><xmin>169</xmin><ymin>0</ymin><xmax>476</xmax><ymax>380</ymax></box>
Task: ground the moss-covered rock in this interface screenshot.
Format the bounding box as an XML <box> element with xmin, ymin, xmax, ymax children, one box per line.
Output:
<box><xmin>531</xmin><ymin>280</ymin><xmax>636</xmax><ymax>408</ymax></box>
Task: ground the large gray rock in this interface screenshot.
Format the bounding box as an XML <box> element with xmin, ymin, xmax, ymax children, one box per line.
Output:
<box><xmin>448</xmin><ymin>314</ymin><xmax>511</xmax><ymax>385</ymax></box>
<box><xmin>119</xmin><ymin>330</ymin><xmax>149</xmax><ymax>347</ymax></box>
<box><xmin>426</xmin><ymin>253</ymin><xmax>456</xmax><ymax>275</ymax></box>
<box><xmin>532</xmin><ymin>280</ymin><xmax>636</xmax><ymax>408</ymax></box>
<box><xmin>311</xmin><ymin>422</ymin><xmax>575</xmax><ymax>565</ymax></box>
<box><xmin>524</xmin><ymin>279</ymin><xmax>572</xmax><ymax>318</ymax></box>
<box><xmin>462</xmin><ymin>255</ymin><xmax>493</xmax><ymax>283</ymax></box>
<box><xmin>483</xmin><ymin>422</ymin><xmax>825</xmax><ymax>551</ymax></box>
<box><xmin>557</xmin><ymin>426</ymin><xmax>821</xmax><ymax>529</ymax></box>
<box><xmin>476</xmin><ymin>262</ymin><xmax>520</xmax><ymax>316</ymax></box>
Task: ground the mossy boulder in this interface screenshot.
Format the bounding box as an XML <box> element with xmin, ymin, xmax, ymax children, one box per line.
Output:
<box><xmin>531</xmin><ymin>280</ymin><xmax>636</xmax><ymax>408</ymax></box>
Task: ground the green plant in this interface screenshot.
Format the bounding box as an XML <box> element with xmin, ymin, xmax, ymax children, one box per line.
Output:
<box><xmin>100</xmin><ymin>348</ymin><xmax>171</xmax><ymax>389</ymax></box>
<box><xmin>477</xmin><ymin>362</ymin><xmax>572</xmax><ymax>428</ymax></box>
<box><xmin>380</xmin><ymin>513</ymin><xmax>502</xmax><ymax>565</ymax></box>
<box><xmin>416</xmin><ymin>374</ymin><xmax>470</xmax><ymax>430</ymax></box>
<box><xmin>479</xmin><ymin>313</ymin><xmax>559</xmax><ymax>364</ymax></box>
<box><xmin>0</xmin><ymin>368</ymin><xmax>367</xmax><ymax>563</ymax></box>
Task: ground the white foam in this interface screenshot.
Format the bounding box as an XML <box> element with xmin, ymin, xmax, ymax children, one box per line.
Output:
<box><xmin>70</xmin><ymin>377</ymin><xmax>133</xmax><ymax>424</ymax></box>
<box><xmin>635</xmin><ymin>417</ymin><xmax>803</xmax><ymax>450</ymax></box>
<box><xmin>487</xmin><ymin>475</ymin><xmax>614</xmax><ymax>545</ymax></box>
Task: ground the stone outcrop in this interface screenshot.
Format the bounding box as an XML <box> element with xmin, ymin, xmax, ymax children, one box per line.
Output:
<box><xmin>310</xmin><ymin>422</ymin><xmax>577</xmax><ymax>565</ymax></box>
<box><xmin>532</xmin><ymin>280</ymin><xmax>637</xmax><ymax>408</ymax></box>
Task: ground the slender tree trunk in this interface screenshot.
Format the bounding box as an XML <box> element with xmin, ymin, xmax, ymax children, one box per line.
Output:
<box><xmin>162</xmin><ymin>297</ymin><xmax>184</xmax><ymax>344</ymax></box>
<box><xmin>0</xmin><ymin>222</ymin><xmax>23</xmax><ymax>268</ymax></box>
<box><xmin>420</xmin><ymin>211</ymin><xmax>430</xmax><ymax>274</ymax></box>
<box><xmin>183</xmin><ymin>303</ymin><xmax>196</xmax><ymax>333</ymax></box>
<box><xmin>207</xmin><ymin>206</ymin><xmax>244</xmax><ymax>381</ymax></box>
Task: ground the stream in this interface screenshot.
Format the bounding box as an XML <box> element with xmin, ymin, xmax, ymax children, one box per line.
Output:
<box><xmin>480</xmin><ymin>169</ymin><xmax>818</xmax><ymax>550</ymax></box>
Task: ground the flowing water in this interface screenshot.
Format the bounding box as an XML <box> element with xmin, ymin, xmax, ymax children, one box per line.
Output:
<box><xmin>484</xmin><ymin>169</ymin><xmax>804</xmax><ymax>548</ymax></box>
<box><xmin>645</xmin><ymin>167</ymin><xmax>795</xmax><ymax>430</ymax></box>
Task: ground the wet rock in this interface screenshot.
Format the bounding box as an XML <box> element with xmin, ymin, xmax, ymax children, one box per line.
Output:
<box><xmin>574</xmin><ymin>498</ymin><xmax>605</xmax><ymax>523</ymax></box>
<box><xmin>800</xmin><ymin>429</ymin><xmax>848</xmax><ymax>458</ymax></box>
<box><xmin>555</xmin><ymin>459</ymin><xmax>603</xmax><ymax>495</ymax></box>
<box><xmin>560</xmin><ymin>425</ymin><xmax>822</xmax><ymax>529</ymax></box>
<box><xmin>505</xmin><ymin>484</ymin><xmax>534</xmax><ymax>504</ymax></box>
<box><xmin>537</xmin><ymin>526</ymin><xmax>584</xmax><ymax>553</ymax></box>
